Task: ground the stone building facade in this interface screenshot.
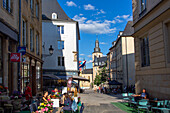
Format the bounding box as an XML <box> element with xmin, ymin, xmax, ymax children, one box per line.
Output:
<box><xmin>80</xmin><ymin>69</ymin><xmax>93</xmax><ymax>89</ymax></box>
<box><xmin>132</xmin><ymin>0</ymin><xmax>170</xmax><ymax>99</ymax></box>
<box><xmin>107</xmin><ymin>21</ymin><xmax>135</xmax><ymax>88</ymax></box>
<box><xmin>20</xmin><ymin>0</ymin><xmax>43</xmax><ymax>95</ymax></box>
<box><xmin>0</xmin><ymin>0</ymin><xmax>19</xmax><ymax>94</ymax></box>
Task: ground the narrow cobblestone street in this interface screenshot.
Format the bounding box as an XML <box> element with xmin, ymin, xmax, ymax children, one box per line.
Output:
<box><xmin>79</xmin><ymin>90</ymin><xmax>126</xmax><ymax>113</ymax></box>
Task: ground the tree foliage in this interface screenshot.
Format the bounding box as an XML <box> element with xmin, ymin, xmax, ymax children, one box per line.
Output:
<box><xmin>94</xmin><ymin>66</ymin><xmax>109</xmax><ymax>86</ymax></box>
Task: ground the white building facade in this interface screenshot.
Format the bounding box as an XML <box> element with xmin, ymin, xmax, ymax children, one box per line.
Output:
<box><xmin>42</xmin><ymin>0</ymin><xmax>80</xmax><ymax>79</ymax></box>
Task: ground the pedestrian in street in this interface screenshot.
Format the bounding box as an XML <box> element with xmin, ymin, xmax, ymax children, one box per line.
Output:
<box><xmin>99</xmin><ymin>86</ymin><xmax>101</xmax><ymax>93</ymax></box>
<box><xmin>25</xmin><ymin>82</ymin><xmax>32</xmax><ymax>103</ymax></box>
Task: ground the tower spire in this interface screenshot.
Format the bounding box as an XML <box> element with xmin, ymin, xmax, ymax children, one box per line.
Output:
<box><xmin>94</xmin><ymin>38</ymin><xmax>101</xmax><ymax>53</ymax></box>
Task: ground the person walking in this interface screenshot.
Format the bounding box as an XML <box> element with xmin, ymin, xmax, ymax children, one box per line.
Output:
<box><xmin>99</xmin><ymin>86</ymin><xmax>101</xmax><ymax>93</ymax></box>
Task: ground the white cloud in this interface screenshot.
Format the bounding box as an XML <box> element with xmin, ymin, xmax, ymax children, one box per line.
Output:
<box><xmin>73</xmin><ymin>15</ymin><xmax>117</xmax><ymax>34</ymax></box>
<box><xmin>80</xmin><ymin>54</ymin><xmax>85</xmax><ymax>56</ymax></box>
<box><xmin>100</xmin><ymin>42</ymin><xmax>107</xmax><ymax>45</ymax></box>
<box><xmin>114</xmin><ymin>15</ymin><xmax>131</xmax><ymax>23</ymax></box>
<box><xmin>87</xmin><ymin>60</ymin><xmax>93</xmax><ymax>64</ymax></box>
<box><xmin>87</xmin><ymin>55</ymin><xmax>92</xmax><ymax>58</ymax></box>
<box><xmin>66</xmin><ymin>1</ymin><xmax>77</xmax><ymax>7</ymax></box>
<box><xmin>79</xmin><ymin>14</ymin><xmax>83</xmax><ymax>16</ymax></box>
<box><xmin>84</xmin><ymin>4</ymin><xmax>95</xmax><ymax>10</ymax></box>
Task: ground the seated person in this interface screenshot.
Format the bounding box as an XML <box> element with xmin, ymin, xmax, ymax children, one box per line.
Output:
<box><xmin>132</xmin><ymin>89</ymin><xmax>148</xmax><ymax>101</ymax></box>
<box><xmin>54</xmin><ymin>88</ymin><xmax>59</xmax><ymax>95</ymax></box>
<box><xmin>42</xmin><ymin>91</ymin><xmax>51</xmax><ymax>102</ymax></box>
<box><xmin>62</xmin><ymin>93</ymin><xmax>72</xmax><ymax>111</ymax></box>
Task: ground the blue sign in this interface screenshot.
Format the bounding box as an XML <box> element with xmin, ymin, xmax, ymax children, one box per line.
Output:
<box><xmin>18</xmin><ymin>47</ymin><xmax>26</xmax><ymax>55</ymax></box>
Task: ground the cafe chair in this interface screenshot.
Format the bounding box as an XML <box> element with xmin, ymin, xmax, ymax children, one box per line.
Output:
<box><xmin>137</xmin><ymin>99</ymin><xmax>150</xmax><ymax>113</ymax></box>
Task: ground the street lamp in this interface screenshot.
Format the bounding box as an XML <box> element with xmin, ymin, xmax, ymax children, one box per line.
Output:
<box><xmin>49</xmin><ymin>45</ymin><xmax>54</xmax><ymax>55</ymax></box>
<box><xmin>42</xmin><ymin>45</ymin><xmax>54</xmax><ymax>58</ymax></box>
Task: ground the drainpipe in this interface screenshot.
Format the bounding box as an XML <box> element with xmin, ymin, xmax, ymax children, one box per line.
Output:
<box><xmin>18</xmin><ymin>0</ymin><xmax>21</xmax><ymax>91</ymax></box>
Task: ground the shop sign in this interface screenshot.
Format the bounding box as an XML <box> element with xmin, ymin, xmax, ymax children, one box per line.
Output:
<box><xmin>10</xmin><ymin>53</ymin><xmax>21</xmax><ymax>62</ymax></box>
<box><xmin>17</xmin><ymin>47</ymin><xmax>26</xmax><ymax>55</ymax></box>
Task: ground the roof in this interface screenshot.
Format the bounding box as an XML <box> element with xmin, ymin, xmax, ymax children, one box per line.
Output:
<box><xmin>42</xmin><ymin>0</ymin><xmax>80</xmax><ymax>40</ymax></box>
<box><xmin>122</xmin><ymin>21</ymin><xmax>134</xmax><ymax>36</ymax></box>
<box><xmin>42</xmin><ymin>0</ymin><xmax>74</xmax><ymax>21</ymax></box>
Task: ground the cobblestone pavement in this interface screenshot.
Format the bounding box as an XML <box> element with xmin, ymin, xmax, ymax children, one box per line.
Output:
<box><xmin>79</xmin><ymin>90</ymin><xmax>126</xmax><ymax>113</ymax></box>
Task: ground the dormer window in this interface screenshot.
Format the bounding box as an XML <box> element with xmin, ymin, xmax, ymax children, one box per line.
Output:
<box><xmin>52</xmin><ymin>13</ymin><xmax>57</xmax><ymax>19</ymax></box>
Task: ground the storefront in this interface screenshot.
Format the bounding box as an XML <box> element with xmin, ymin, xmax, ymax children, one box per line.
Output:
<box><xmin>21</xmin><ymin>56</ymin><xmax>43</xmax><ymax>96</ymax></box>
<box><xmin>0</xmin><ymin>20</ymin><xmax>18</xmax><ymax>95</ymax></box>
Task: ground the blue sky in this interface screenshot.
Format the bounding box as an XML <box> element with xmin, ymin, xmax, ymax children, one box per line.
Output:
<box><xmin>58</xmin><ymin>0</ymin><xmax>133</xmax><ymax>68</ymax></box>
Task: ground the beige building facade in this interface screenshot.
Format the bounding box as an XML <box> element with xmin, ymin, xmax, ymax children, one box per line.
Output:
<box><xmin>0</xmin><ymin>0</ymin><xmax>19</xmax><ymax>94</ymax></box>
<box><xmin>20</xmin><ymin>0</ymin><xmax>43</xmax><ymax>95</ymax></box>
<box><xmin>80</xmin><ymin>69</ymin><xmax>93</xmax><ymax>89</ymax></box>
<box><xmin>132</xmin><ymin>0</ymin><xmax>170</xmax><ymax>99</ymax></box>
<box><xmin>107</xmin><ymin>21</ymin><xmax>135</xmax><ymax>88</ymax></box>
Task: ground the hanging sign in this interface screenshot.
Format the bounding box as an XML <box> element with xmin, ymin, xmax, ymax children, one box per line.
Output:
<box><xmin>10</xmin><ymin>53</ymin><xmax>21</xmax><ymax>62</ymax></box>
<box><xmin>17</xmin><ymin>47</ymin><xmax>26</xmax><ymax>55</ymax></box>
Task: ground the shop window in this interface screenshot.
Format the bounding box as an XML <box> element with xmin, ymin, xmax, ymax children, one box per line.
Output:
<box><xmin>0</xmin><ymin>38</ymin><xmax>2</xmax><ymax>84</ymax></box>
<box><xmin>36</xmin><ymin>66</ymin><xmax>41</xmax><ymax>91</ymax></box>
<box><xmin>140</xmin><ymin>36</ymin><xmax>150</xmax><ymax>67</ymax></box>
<box><xmin>21</xmin><ymin>64</ymin><xmax>30</xmax><ymax>93</ymax></box>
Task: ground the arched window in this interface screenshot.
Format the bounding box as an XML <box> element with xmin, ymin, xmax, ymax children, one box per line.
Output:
<box><xmin>52</xmin><ymin>13</ymin><xmax>57</xmax><ymax>19</ymax></box>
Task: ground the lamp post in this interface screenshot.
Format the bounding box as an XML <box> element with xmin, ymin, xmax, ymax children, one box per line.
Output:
<box><xmin>42</xmin><ymin>45</ymin><xmax>54</xmax><ymax>58</ymax></box>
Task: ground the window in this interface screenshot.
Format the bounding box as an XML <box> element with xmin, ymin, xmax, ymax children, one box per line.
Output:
<box><xmin>140</xmin><ymin>0</ymin><xmax>146</xmax><ymax>12</ymax></box>
<box><xmin>52</xmin><ymin>13</ymin><xmax>57</xmax><ymax>19</ymax></box>
<box><xmin>141</xmin><ymin>36</ymin><xmax>150</xmax><ymax>67</ymax></box>
<box><xmin>21</xmin><ymin>64</ymin><xmax>30</xmax><ymax>93</ymax></box>
<box><xmin>36</xmin><ymin>66</ymin><xmax>41</xmax><ymax>91</ymax></box>
<box><xmin>35</xmin><ymin>2</ymin><xmax>39</xmax><ymax>18</ymax></box>
<box><xmin>30</xmin><ymin>0</ymin><xmax>33</xmax><ymax>11</ymax></box>
<box><xmin>61</xmin><ymin>26</ymin><xmax>64</xmax><ymax>34</ymax></box>
<box><xmin>3</xmin><ymin>0</ymin><xmax>12</xmax><ymax>13</ymax></box>
<box><xmin>58</xmin><ymin>41</ymin><xmax>64</xmax><ymax>50</ymax></box>
<box><xmin>164</xmin><ymin>22</ymin><xmax>170</xmax><ymax>63</ymax></box>
<box><xmin>22</xmin><ymin>19</ymin><xmax>27</xmax><ymax>47</ymax></box>
<box><xmin>62</xmin><ymin>57</ymin><xmax>64</xmax><ymax>66</ymax></box>
<box><xmin>30</xmin><ymin>28</ymin><xmax>34</xmax><ymax>52</ymax></box>
<box><xmin>0</xmin><ymin>38</ymin><xmax>2</xmax><ymax>84</ymax></box>
<box><xmin>36</xmin><ymin>34</ymin><xmax>39</xmax><ymax>55</ymax></box>
<box><xmin>58</xmin><ymin>57</ymin><xmax>61</xmax><ymax>66</ymax></box>
<box><xmin>58</xmin><ymin>57</ymin><xmax>64</xmax><ymax>66</ymax></box>
<box><xmin>57</xmin><ymin>26</ymin><xmax>64</xmax><ymax>34</ymax></box>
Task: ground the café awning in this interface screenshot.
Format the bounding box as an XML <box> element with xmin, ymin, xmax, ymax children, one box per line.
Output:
<box><xmin>72</xmin><ymin>76</ymin><xmax>90</xmax><ymax>81</ymax></box>
<box><xmin>43</xmin><ymin>74</ymin><xmax>60</xmax><ymax>80</ymax></box>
